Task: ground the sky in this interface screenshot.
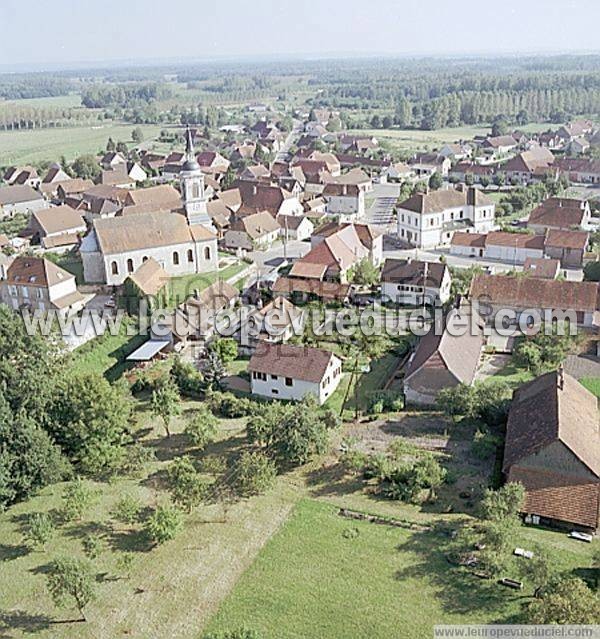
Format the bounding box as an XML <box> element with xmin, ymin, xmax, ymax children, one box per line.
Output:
<box><xmin>1</xmin><ymin>0</ymin><xmax>600</xmax><ymax>71</ymax></box>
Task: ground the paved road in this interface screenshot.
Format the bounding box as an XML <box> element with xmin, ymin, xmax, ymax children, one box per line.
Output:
<box><xmin>274</xmin><ymin>120</ymin><xmax>303</xmax><ymax>163</ymax></box>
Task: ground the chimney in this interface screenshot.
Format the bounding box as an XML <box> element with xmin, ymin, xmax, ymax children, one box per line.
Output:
<box><xmin>558</xmin><ymin>365</ymin><xmax>564</xmax><ymax>390</ymax></box>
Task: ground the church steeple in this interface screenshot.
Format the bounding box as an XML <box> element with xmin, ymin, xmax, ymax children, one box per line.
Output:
<box><xmin>180</xmin><ymin>126</ymin><xmax>213</xmax><ymax>230</ymax></box>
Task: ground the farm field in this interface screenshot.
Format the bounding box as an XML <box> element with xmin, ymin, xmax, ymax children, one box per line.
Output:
<box><xmin>0</xmin><ymin>122</ymin><xmax>162</xmax><ymax>165</ymax></box>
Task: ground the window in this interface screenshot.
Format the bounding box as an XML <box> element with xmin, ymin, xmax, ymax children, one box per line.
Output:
<box><xmin>204</xmin><ymin>246</ymin><xmax>211</xmax><ymax>260</ymax></box>
<box><xmin>111</xmin><ymin>261</ymin><xmax>118</xmax><ymax>275</ymax></box>
<box><xmin>127</xmin><ymin>259</ymin><xmax>134</xmax><ymax>273</ymax></box>
<box><xmin>192</xmin><ymin>183</ymin><xmax>200</xmax><ymax>199</ymax></box>
<box><xmin>271</xmin><ymin>388</ymin><xmax>279</xmax><ymax>395</ymax></box>
<box><xmin>172</xmin><ymin>251</ymin><xmax>180</xmax><ymax>265</ymax></box>
<box><xmin>142</xmin><ymin>256</ymin><xmax>149</xmax><ymax>262</ymax></box>
<box><xmin>271</xmin><ymin>375</ymin><xmax>278</xmax><ymax>380</ymax></box>
<box><xmin>285</xmin><ymin>377</ymin><xmax>293</xmax><ymax>386</ymax></box>
<box><xmin>187</xmin><ymin>249</ymin><xmax>194</xmax><ymax>263</ymax></box>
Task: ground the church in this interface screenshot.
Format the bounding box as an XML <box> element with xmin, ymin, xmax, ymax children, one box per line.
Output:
<box><xmin>81</xmin><ymin>129</ymin><xmax>219</xmax><ymax>286</ymax></box>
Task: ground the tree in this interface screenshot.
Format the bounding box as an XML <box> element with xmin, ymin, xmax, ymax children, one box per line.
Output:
<box><xmin>248</xmin><ymin>396</ymin><xmax>333</xmax><ymax>466</ymax></box>
<box><xmin>202</xmin><ymin>350</ymin><xmax>226</xmax><ymax>391</ymax></box>
<box><xmin>491</xmin><ymin>115</ymin><xmax>509</xmax><ymax>137</ymax></box>
<box><xmin>222</xmin><ymin>165</ymin><xmax>236</xmax><ymax>190</ymax></box>
<box><xmin>46</xmin><ymin>557</ymin><xmax>96</xmax><ymax>622</ymax></box>
<box><xmin>437</xmin><ymin>384</ymin><xmax>475</xmax><ymax>421</ymax></box>
<box><xmin>351</xmin><ymin>258</ymin><xmax>379</xmax><ymax>287</ymax></box>
<box><xmin>26</xmin><ymin>512</ymin><xmax>55</xmax><ymax>550</ymax></box>
<box><xmin>131</xmin><ymin>127</ymin><xmax>144</xmax><ymax>143</ymax></box>
<box><xmin>111</xmin><ymin>494</ymin><xmax>142</xmax><ymax>528</ymax></box>
<box><xmin>525</xmin><ymin>577</ymin><xmax>600</xmax><ymax>624</ymax></box>
<box><xmin>145</xmin><ymin>505</ymin><xmax>183</xmax><ymax>545</ymax></box>
<box><xmin>185</xmin><ymin>406</ymin><xmax>218</xmax><ymax>449</ymax></box>
<box><xmin>210</xmin><ymin>338</ymin><xmax>238</xmax><ymax>364</ymax></box>
<box><xmin>61</xmin><ymin>478</ymin><xmax>96</xmax><ymax>522</ymax></box>
<box><xmin>519</xmin><ymin>545</ymin><xmax>554</xmax><ymax>598</ymax></box>
<box><xmin>234</xmin><ymin>451</ymin><xmax>277</xmax><ymax>497</ymax></box>
<box><xmin>71</xmin><ymin>154</ymin><xmax>100</xmax><ymax>180</ymax></box>
<box><xmin>47</xmin><ymin>372</ymin><xmax>131</xmax><ymax>474</ymax></box>
<box><xmin>479</xmin><ymin>483</ymin><xmax>524</xmax><ymax>521</ymax></box>
<box><xmin>116</xmin><ymin>141</ymin><xmax>128</xmax><ymax>154</ymax></box>
<box><xmin>428</xmin><ymin>172</ymin><xmax>443</xmax><ymax>190</ymax></box>
<box><xmin>151</xmin><ymin>375</ymin><xmax>181</xmax><ymax>437</ymax></box>
<box><xmin>0</xmin><ymin>399</ymin><xmax>69</xmax><ymax>509</ymax></box>
<box><xmin>106</xmin><ymin>137</ymin><xmax>116</xmax><ymax>152</ymax></box>
<box><xmin>166</xmin><ymin>456</ymin><xmax>207</xmax><ymax>513</ymax></box>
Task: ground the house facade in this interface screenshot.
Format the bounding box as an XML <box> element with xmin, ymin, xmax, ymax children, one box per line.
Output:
<box><xmin>381</xmin><ymin>258</ymin><xmax>451</xmax><ymax>306</ymax></box>
<box><xmin>0</xmin><ymin>256</ymin><xmax>85</xmax><ymax>317</ymax></box>
<box><xmin>397</xmin><ymin>187</ymin><xmax>496</xmax><ymax>249</ymax></box>
<box><xmin>248</xmin><ymin>342</ymin><xmax>342</xmax><ymax>404</ymax></box>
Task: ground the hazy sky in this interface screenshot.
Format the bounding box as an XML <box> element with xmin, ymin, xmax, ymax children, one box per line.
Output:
<box><xmin>2</xmin><ymin>0</ymin><xmax>599</xmax><ymax>69</ymax></box>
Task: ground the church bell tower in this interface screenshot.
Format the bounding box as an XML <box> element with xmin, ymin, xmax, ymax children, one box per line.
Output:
<box><xmin>180</xmin><ymin>127</ymin><xmax>213</xmax><ymax>229</ymax></box>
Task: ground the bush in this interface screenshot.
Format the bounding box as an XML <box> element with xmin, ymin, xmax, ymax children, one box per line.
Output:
<box><xmin>208</xmin><ymin>391</ymin><xmax>255</xmax><ymax>418</ymax></box>
<box><xmin>368</xmin><ymin>391</ymin><xmax>404</xmax><ymax>414</ymax></box>
<box><xmin>171</xmin><ymin>356</ymin><xmax>203</xmax><ymax>397</ymax></box>
<box><xmin>145</xmin><ymin>505</ymin><xmax>183</xmax><ymax>545</ymax></box>
<box><xmin>113</xmin><ymin>443</ymin><xmax>155</xmax><ymax>478</ymax></box>
<box><xmin>471</xmin><ymin>429</ymin><xmax>501</xmax><ymax>460</ymax></box>
<box><xmin>26</xmin><ymin>512</ymin><xmax>55</xmax><ymax>549</ymax></box>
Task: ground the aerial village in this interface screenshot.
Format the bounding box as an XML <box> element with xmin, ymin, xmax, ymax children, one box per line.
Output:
<box><xmin>1</xmin><ymin>71</ymin><xmax>599</xmax><ymax>636</ymax></box>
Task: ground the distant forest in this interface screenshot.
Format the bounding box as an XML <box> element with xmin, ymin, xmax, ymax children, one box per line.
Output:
<box><xmin>0</xmin><ymin>55</ymin><xmax>599</xmax><ymax>130</ymax></box>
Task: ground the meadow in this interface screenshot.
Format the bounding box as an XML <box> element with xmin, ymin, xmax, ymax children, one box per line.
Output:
<box><xmin>0</xmin><ymin>123</ymin><xmax>162</xmax><ymax>166</ymax></box>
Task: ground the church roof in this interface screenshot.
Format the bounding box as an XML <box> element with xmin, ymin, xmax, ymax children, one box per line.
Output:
<box><xmin>92</xmin><ymin>211</ymin><xmax>214</xmax><ymax>255</ymax></box>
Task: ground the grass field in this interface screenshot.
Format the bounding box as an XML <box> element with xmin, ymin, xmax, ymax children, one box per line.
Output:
<box><xmin>0</xmin><ymin>123</ymin><xmax>162</xmax><ymax>166</ymax></box>
<box><xmin>0</xmin><ymin>409</ymin><xmax>298</xmax><ymax>639</ymax></box>
<box><xmin>349</xmin><ymin>122</ymin><xmax>551</xmax><ymax>154</ymax></box>
<box><xmin>206</xmin><ymin>499</ymin><xmax>596</xmax><ymax>639</ymax></box>
<box><xmin>68</xmin><ymin>319</ymin><xmax>146</xmax><ymax>381</ymax></box>
<box><xmin>0</xmin><ymin>94</ymin><xmax>83</xmax><ymax>110</ymax></box>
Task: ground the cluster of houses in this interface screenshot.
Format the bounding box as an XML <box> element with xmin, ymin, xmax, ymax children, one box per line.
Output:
<box><xmin>1</xmin><ymin>111</ymin><xmax>599</xmax><ymax>535</ymax></box>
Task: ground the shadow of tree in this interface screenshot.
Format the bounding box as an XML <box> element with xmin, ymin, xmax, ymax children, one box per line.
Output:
<box><xmin>0</xmin><ymin>610</ymin><xmax>53</xmax><ymax>636</ymax></box>
<box><xmin>305</xmin><ymin>463</ymin><xmax>366</xmax><ymax>498</ymax></box>
<box><xmin>395</xmin><ymin>525</ymin><xmax>524</xmax><ymax>622</ymax></box>
<box><xmin>0</xmin><ymin>544</ymin><xmax>29</xmax><ymax>562</ymax></box>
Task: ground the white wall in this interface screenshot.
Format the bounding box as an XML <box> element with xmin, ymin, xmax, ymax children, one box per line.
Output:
<box><xmin>250</xmin><ymin>355</ymin><xmax>342</xmax><ymax>404</ymax></box>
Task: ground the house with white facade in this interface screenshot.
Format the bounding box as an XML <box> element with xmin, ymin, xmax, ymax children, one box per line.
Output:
<box><xmin>248</xmin><ymin>342</ymin><xmax>342</xmax><ymax>404</ymax></box>
<box><xmin>397</xmin><ymin>187</ymin><xmax>495</xmax><ymax>249</ymax></box>
<box><xmin>0</xmin><ymin>185</ymin><xmax>48</xmax><ymax>218</ymax></box>
<box><xmin>277</xmin><ymin>214</ymin><xmax>314</xmax><ymax>241</ymax></box>
<box><xmin>0</xmin><ymin>256</ymin><xmax>85</xmax><ymax>317</ymax></box>
<box><xmin>381</xmin><ymin>258</ymin><xmax>451</xmax><ymax>306</ymax></box>
<box><xmin>322</xmin><ymin>169</ymin><xmax>372</xmax><ymax>221</ymax></box>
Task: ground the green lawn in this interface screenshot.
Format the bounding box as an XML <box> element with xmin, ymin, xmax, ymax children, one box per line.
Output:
<box><xmin>580</xmin><ymin>377</ymin><xmax>600</xmax><ymax>398</ymax></box>
<box><xmin>69</xmin><ymin>319</ymin><xmax>146</xmax><ymax>381</ymax></box>
<box><xmin>349</xmin><ymin>122</ymin><xmax>551</xmax><ymax>154</ymax></box>
<box><xmin>166</xmin><ymin>262</ymin><xmax>247</xmax><ymax>308</ymax></box>
<box><xmin>205</xmin><ymin>499</ymin><xmax>596</xmax><ymax>639</ymax></box>
<box><xmin>486</xmin><ymin>360</ymin><xmax>533</xmax><ymax>389</ymax></box>
<box><xmin>0</xmin><ymin>409</ymin><xmax>298</xmax><ymax>639</ymax></box>
<box><xmin>0</xmin><ymin>123</ymin><xmax>162</xmax><ymax>165</ymax></box>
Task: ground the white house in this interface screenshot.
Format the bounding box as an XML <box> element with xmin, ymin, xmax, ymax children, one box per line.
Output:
<box><xmin>248</xmin><ymin>342</ymin><xmax>343</xmax><ymax>404</ymax></box>
<box><xmin>0</xmin><ymin>185</ymin><xmax>48</xmax><ymax>218</ymax></box>
<box><xmin>0</xmin><ymin>256</ymin><xmax>85</xmax><ymax>317</ymax></box>
<box><xmin>277</xmin><ymin>214</ymin><xmax>314</xmax><ymax>241</ymax></box>
<box><xmin>381</xmin><ymin>258</ymin><xmax>451</xmax><ymax>306</ymax></box>
<box><xmin>397</xmin><ymin>187</ymin><xmax>496</xmax><ymax>249</ymax></box>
